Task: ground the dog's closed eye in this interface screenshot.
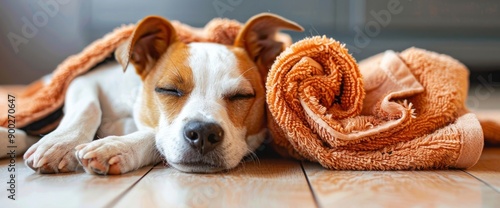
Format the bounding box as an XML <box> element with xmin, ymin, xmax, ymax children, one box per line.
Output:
<box><xmin>225</xmin><ymin>92</ymin><xmax>255</xmax><ymax>101</ymax></box>
<box><xmin>155</xmin><ymin>86</ymin><xmax>184</xmax><ymax>97</ymax></box>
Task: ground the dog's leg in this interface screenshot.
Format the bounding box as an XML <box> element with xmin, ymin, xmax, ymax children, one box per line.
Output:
<box><xmin>75</xmin><ymin>130</ymin><xmax>161</xmax><ymax>175</ymax></box>
<box><xmin>23</xmin><ymin>78</ymin><xmax>101</xmax><ymax>173</ymax></box>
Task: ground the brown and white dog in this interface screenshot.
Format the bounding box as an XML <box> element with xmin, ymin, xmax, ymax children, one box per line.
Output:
<box><xmin>23</xmin><ymin>13</ymin><xmax>303</xmax><ymax>174</ymax></box>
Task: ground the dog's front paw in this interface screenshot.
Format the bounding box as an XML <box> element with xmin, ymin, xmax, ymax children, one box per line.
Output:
<box><xmin>23</xmin><ymin>137</ymin><xmax>80</xmax><ymax>174</ymax></box>
<box><xmin>75</xmin><ymin>137</ymin><xmax>136</xmax><ymax>175</ymax></box>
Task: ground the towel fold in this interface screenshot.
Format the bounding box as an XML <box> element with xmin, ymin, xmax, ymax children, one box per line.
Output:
<box><xmin>266</xmin><ymin>36</ymin><xmax>488</xmax><ymax>170</ymax></box>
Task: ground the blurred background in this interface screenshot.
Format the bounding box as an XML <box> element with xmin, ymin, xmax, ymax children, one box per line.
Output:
<box><xmin>1</xmin><ymin>0</ymin><xmax>499</xmax><ymax>90</ymax></box>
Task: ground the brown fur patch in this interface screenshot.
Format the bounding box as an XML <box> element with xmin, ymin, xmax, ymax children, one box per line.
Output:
<box><xmin>226</xmin><ymin>46</ymin><xmax>266</xmax><ymax>136</ymax></box>
<box><xmin>139</xmin><ymin>42</ymin><xmax>194</xmax><ymax>127</ymax></box>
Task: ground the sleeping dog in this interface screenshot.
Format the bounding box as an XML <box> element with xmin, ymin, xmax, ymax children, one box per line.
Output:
<box><xmin>23</xmin><ymin>13</ymin><xmax>303</xmax><ymax>174</ymax></box>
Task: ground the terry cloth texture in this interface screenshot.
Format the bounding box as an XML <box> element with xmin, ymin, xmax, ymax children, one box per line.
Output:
<box><xmin>266</xmin><ymin>36</ymin><xmax>498</xmax><ymax>170</ymax></box>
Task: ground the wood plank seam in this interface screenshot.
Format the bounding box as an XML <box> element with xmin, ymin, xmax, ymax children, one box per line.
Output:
<box><xmin>300</xmin><ymin>161</ymin><xmax>321</xmax><ymax>208</ymax></box>
<box><xmin>462</xmin><ymin>170</ymin><xmax>500</xmax><ymax>193</ymax></box>
<box><xmin>105</xmin><ymin>165</ymin><xmax>156</xmax><ymax>207</ymax></box>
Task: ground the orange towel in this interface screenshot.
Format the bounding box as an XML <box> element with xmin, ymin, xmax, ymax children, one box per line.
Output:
<box><xmin>266</xmin><ymin>36</ymin><xmax>497</xmax><ymax>170</ymax></box>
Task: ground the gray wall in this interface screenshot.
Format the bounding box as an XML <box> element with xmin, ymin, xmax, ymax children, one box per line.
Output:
<box><xmin>1</xmin><ymin>0</ymin><xmax>499</xmax><ymax>84</ymax></box>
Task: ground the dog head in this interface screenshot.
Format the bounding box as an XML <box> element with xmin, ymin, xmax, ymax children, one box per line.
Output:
<box><xmin>116</xmin><ymin>13</ymin><xmax>302</xmax><ymax>173</ymax></box>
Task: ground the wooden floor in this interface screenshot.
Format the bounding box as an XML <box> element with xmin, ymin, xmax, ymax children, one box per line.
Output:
<box><xmin>0</xmin><ymin>148</ymin><xmax>498</xmax><ymax>207</ymax></box>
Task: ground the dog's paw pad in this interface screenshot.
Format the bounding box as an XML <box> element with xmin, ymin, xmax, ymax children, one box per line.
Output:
<box><xmin>89</xmin><ymin>159</ymin><xmax>108</xmax><ymax>174</ymax></box>
<box><xmin>79</xmin><ymin>157</ymin><xmax>123</xmax><ymax>175</ymax></box>
<box><xmin>76</xmin><ymin>150</ymin><xmax>125</xmax><ymax>175</ymax></box>
<box><xmin>107</xmin><ymin>156</ymin><xmax>123</xmax><ymax>175</ymax></box>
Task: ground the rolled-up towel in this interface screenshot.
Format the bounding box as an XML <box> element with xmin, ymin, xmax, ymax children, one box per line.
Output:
<box><xmin>266</xmin><ymin>36</ymin><xmax>485</xmax><ymax>170</ymax></box>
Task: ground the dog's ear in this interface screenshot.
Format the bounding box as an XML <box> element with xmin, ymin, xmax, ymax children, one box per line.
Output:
<box><xmin>234</xmin><ymin>13</ymin><xmax>303</xmax><ymax>76</ymax></box>
<box><xmin>116</xmin><ymin>16</ymin><xmax>177</xmax><ymax>78</ymax></box>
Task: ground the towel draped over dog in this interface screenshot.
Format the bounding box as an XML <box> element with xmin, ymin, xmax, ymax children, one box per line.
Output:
<box><xmin>1</xmin><ymin>19</ymin><xmax>499</xmax><ymax>169</ymax></box>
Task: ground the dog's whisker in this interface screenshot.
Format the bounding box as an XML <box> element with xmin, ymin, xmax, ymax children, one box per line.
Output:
<box><xmin>236</xmin><ymin>66</ymin><xmax>256</xmax><ymax>81</ymax></box>
<box><xmin>244</xmin><ymin>147</ymin><xmax>261</xmax><ymax>165</ymax></box>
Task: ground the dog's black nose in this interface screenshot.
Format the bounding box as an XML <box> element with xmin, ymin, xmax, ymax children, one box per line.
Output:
<box><xmin>183</xmin><ymin>121</ymin><xmax>224</xmax><ymax>155</ymax></box>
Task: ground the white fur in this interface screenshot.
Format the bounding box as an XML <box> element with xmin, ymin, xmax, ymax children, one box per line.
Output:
<box><xmin>24</xmin><ymin>62</ymin><xmax>159</xmax><ymax>174</ymax></box>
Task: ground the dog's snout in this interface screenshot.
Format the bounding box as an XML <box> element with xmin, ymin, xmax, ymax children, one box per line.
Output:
<box><xmin>183</xmin><ymin>121</ymin><xmax>224</xmax><ymax>155</ymax></box>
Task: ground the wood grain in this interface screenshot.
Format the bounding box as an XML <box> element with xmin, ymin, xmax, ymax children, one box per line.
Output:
<box><xmin>113</xmin><ymin>158</ymin><xmax>316</xmax><ymax>208</ymax></box>
<box><xmin>466</xmin><ymin>148</ymin><xmax>500</xmax><ymax>192</ymax></box>
<box><xmin>303</xmin><ymin>161</ymin><xmax>500</xmax><ymax>207</ymax></box>
<box><xmin>0</xmin><ymin>157</ymin><xmax>153</xmax><ymax>208</ymax></box>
